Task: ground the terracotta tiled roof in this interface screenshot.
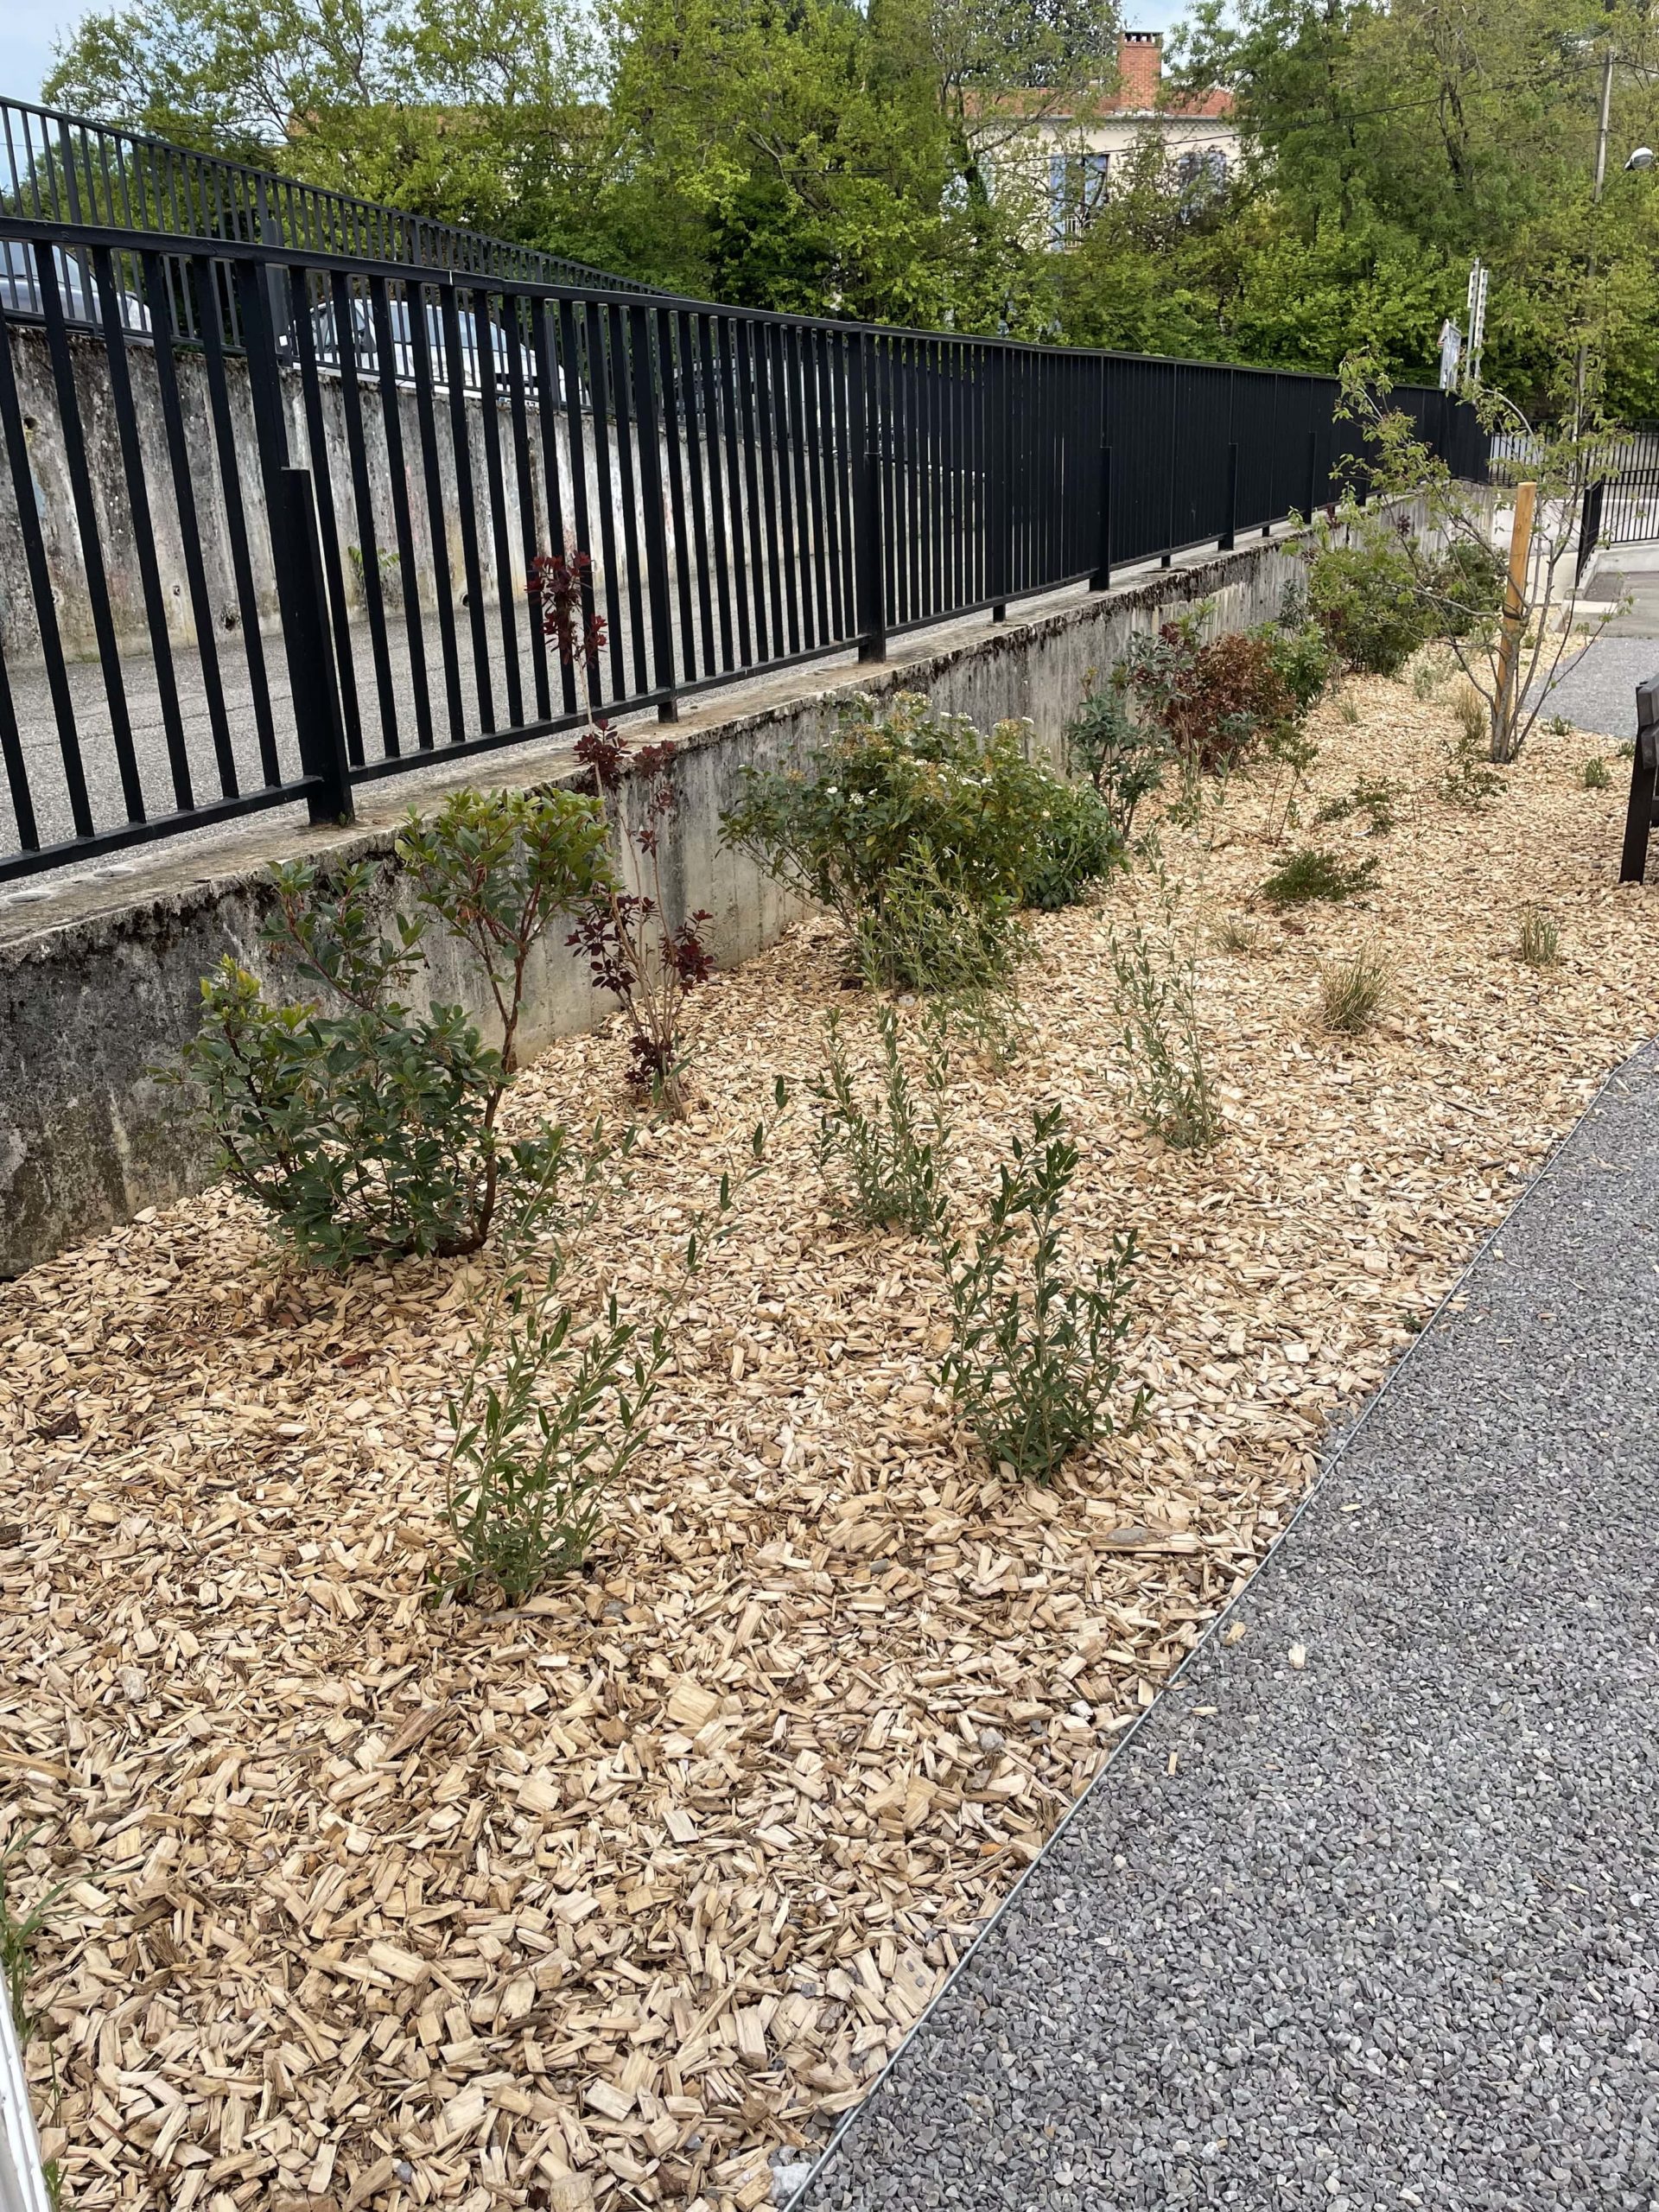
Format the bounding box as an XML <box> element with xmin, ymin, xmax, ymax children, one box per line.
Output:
<box><xmin>974</xmin><ymin>30</ymin><xmax>1234</xmax><ymax>123</ymax></box>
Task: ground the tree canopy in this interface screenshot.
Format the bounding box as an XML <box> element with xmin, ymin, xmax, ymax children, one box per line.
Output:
<box><xmin>43</xmin><ymin>0</ymin><xmax>1659</xmax><ymax>418</ymax></box>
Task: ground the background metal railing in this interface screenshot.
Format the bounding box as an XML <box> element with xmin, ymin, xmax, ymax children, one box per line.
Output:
<box><xmin>0</xmin><ymin>213</ymin><xmax>1486</xmax><ymax>884</ymax></box>
<box><xmin>0</xmin><ymin>93</ymin><xmax>652</xmax><ymax>298</ymax></box>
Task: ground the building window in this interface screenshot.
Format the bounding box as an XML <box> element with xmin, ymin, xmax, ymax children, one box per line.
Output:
<box><xmin>1175</xmin><ymin>146</ymin><xmax>1228</xmax><ymax>195</ymax></box>
<box><xmin>1048</xmin><ymin>150</ymin><xmax>1110</xmax><ymax>247</ymax></box>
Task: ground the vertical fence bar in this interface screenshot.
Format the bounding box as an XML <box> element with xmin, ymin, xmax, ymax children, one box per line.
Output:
<box><xmin>277</xmin><ymin>467</ymin><xmax>354</xmax><ymax>825</ymax></box>
<box><xmin>90</xmin><ymin>243</ymin><xmax>193</xmax><ymax>812</ymax></box>
<box><xmin>140</xmin><ymin>248</ymin><xmax>238</xmax><ymax>794</ymax></box>
<box><xmin>0</xmin><ymin>629</ymin><xmax>36</xmax><ymax>857</ymax></box>
<box><xmin>989</xmin><ymin>348</ymin><xmax>1008</xmax><ymax>620</ymax></box>
<box><xmin>288</xmin><ymin>263</ymin><xmax>364</xmax><ymax>766</ymax></box>
<box><xmin>734</xmin><ymin>320</ymin><xmax>768</xmax><ymax>665</ymax></box>
<box><xmin>473</xmin><ymin>284</ymin><xmax>524</xmax><ymax>731</ymax></box>
<box><xmin>1090</xmin><ymin>445</ymin><xmax>1112</xmax><ymax>591</ymax></box>
<box><xmin>854</xmin><ymin>334</ymin><xmax>886</xmax><ymax>663</ymax></box>
<box><xmin>556</xmin><ymin>299</ymin><xmax>603</xmax><ymax>716</ymax></box>
<box><xmin>370</xmin><ymin>275</ymin><xmax>435</xmax><ymax>752</ymax></box>
<box><xmin>1220</xmin><ymin>441</ymin><xmax>1238</xmax><ymax>551</ymax></box>
<box><xmin>658</xmin><ymin>308</ymin><xmax>700</xmax><ymax>684</ymax></box>
<box><xmin>609</xmin><ymin>302</ymin><xmax>651</xmax><ymax>698</ymax></box>
<box><xmin>531</xmin><ymin>298</ymin><xmax>578</xmax><ymax>719</ymax></box>
<box><xmin>439</xmin><ymin>279</ymin><xmax>496</xmax><ymax>732</ymax></box>
<box><xmin>629</xmin><ymin>301</ymin><xmax>679</xmax><ymax>719</ymax></box>
<box><xmin>684</xmin><ymin>315</ymin><xmax>724</xmax><ymax>673</ymax></box>
<box><xmin>584</xmin><ymin>301</ymin><xmax>629</xmax><ymax>702</ymax></box>
<box><xmin>35</xmin><ymin>242</ymin><xmax>144</xmax><ymax>823</ymax></box>
<box><xmin>715</xmin><ymin>319</ymin><xmax>753</xmax><ymax>670</ymax></box>
<box><xmin>407</xmin><ymin>279</ymin><xmax>468</xmax><ymax>743</ymax></box>
<box><xmin>505</xmin><ymin>303</ymin><xmax>551</xmax><ymax>724</ymax></box>
<box><xmin>328</xmin><ymin>268</ymin><xmax>400</xmax><ymax>760</ymax></box>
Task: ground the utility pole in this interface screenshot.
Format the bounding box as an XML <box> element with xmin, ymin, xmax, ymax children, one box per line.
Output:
<box><xmin>1574</xmin><ymin>36</ymin><xmax>1618</xmax><ymax>430</ymax></box>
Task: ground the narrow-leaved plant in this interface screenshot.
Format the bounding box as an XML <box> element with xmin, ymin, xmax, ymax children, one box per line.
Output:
<box><xmin>811</xmin><ymin>1006</ymin><xmax>950</xmax><ymax>1236</ymax></box>
<box><xmin>937</xmin><ymin>1104</ymin><xmax>1141</xmax><ymax>1483</ymax></box>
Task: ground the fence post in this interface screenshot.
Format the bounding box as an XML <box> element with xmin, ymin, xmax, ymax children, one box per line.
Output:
<box><xmin>1088</xmin><ymin>444</ymin><xmax>1112</xmax><ymax>592</ymax></box>
<box><xmin>855</xmin><ymin>334</ymin><xmax>887</xmax><ymax>663</ymax></box>
<box><xmin>1619</xmin><ymin>676</ymin><xmax>1659</xmax><ymax>883</ymax></box>
<box><xmin>1219</xmin><ymin>442</ymin><xmax>1238</xmax><ymax>551</ymax></box>
<box><xmin>278</xmin><ymin>467</ymin><xmax>354</xmax><ymax>828</ymax></box>
<box><xmin>629</xmin><ymin>302</ymin><xmax>679</xmax><ymax>721</ymax></box>
<box><xmin>1305</xmin><ymin>429</ymin><xmax>1319</xmax><ymax>521</ymax></box>
<box><xmin>1577</xmin><ymin>479</ymin><xmax>1605</xmax><ymax>587</ymax></box>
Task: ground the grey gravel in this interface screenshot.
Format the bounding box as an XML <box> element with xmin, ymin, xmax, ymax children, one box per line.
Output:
<box><xmin>797</xmin><ymin>1046</ymin><xmax>1659</xmax><ymax>2212</ymax></box>
<box><xmin>1533</xmin><ymin>553</ymin><xmax>1659</xmax><ymax>741</ymax></box>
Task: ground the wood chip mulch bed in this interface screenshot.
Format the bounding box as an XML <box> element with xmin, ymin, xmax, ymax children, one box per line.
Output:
<box><xmin>2</xmin><ymin>679</ymin><xmax>1653</xmax><ymax>2212</ymax></box>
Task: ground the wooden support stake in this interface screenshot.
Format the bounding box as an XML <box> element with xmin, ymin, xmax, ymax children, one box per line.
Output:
<box><xmin>1492</xmin><ymin>478</ymin><xmax>1537</xmax><ymax>755</ymax></box>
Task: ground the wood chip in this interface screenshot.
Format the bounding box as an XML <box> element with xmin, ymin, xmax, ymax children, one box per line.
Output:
<box><xmin>1</xmin><ymin>690</ymin><xmax>1649</xmax><ymax>2209</ymax></box>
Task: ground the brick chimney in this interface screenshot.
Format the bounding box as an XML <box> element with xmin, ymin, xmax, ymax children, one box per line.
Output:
<box><xmin>1116</xmin><ymin>29</ymin><xmax>1163</xmax><ymax>108</ymax></box>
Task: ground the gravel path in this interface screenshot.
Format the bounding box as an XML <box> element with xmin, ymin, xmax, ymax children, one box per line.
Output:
<box><xmin>1534</xmin><ymin>556</ymin><xmax>1659</xmax><ymax>741</ymax></box>
<box><xmin>794</xmin><ymin>1045</ymin><xmax>1659</xmax><ymax>2212</ymax></box>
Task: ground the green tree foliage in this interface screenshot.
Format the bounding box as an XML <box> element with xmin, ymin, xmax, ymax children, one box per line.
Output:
<box><xmin>48</xmin><ymin>0</ymin><xmax>1659</xmax><ymax>410</ymax></box>
<box><xmin>1163</xmin><ymin>0</ymin><xmax>1659</xmax><ymax>416</ymax></box>
<box><xmin>48</xmin><ymin>0</ymin><xmax>1113</xmax><ymax>329</ymax></box>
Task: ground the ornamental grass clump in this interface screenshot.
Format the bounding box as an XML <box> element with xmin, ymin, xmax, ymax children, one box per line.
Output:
<box><xmin>1319</xmin><ymin>947</ymin><xmax>1391</xmax><ymax>1034</ymax></box>
<box><xmin>1517</xmin><ymin>907</ymin><xmax>1560</xmax><ymax>969</ymax></box>
<box><xmin>938</xmin><ymin>1106</ymin><xmax>1141</xmax><ymax>1483</ymax></box>
<box><xmin>180</xmin><ymin>787</ymin><xmax>612</xmax><ymax>1268</ymax></box>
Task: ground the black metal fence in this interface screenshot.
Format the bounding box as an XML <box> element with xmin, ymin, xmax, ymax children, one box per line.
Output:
<box><xmin>0</xmin><ymin>93</ymin><xmax>651</xmax><ymax>303</ymax></box>
<box><xmin>0</xmin><ymin>214</ymin><xmax>1485</xmax><ymax>883</ymax></box>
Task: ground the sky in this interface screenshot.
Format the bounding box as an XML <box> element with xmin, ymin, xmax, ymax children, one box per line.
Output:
<box><xmin>4</xmin><ymin>0</ymin><xmax>92</xmax><ymax>104</ymax></box>
<box><xmin>3</xmin><ymin>0</ymin><xmax>1198</xmax><ymax>113</ymax></box>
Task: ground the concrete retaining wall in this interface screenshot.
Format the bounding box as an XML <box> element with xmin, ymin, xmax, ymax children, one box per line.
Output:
<box><xmin>0</xmin><ymin>524</ymin><xmax>1353</xmax><ymax>1276</ymax></box>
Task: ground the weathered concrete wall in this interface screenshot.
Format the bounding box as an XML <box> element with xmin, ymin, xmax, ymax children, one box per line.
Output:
<box><xmin>0</xmin><ymin>524</ymin><xmax>1363</xmax><ymax>1277</ymax></box>
<box><xmin>0</xmin><ymin>324</ymin><xmax>674</xmax><ymax>664</ymax></box>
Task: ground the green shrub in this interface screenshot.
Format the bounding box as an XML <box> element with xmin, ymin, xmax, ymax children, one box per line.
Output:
<box><xmin>1315</xmin><ymin>776</ymin><xmax>1404</xmax><ymax>834</ymax></box>
<box><xmin>721</xmin><ymin>692</ymin><xmax>1055</xmax><ymax>951</ymax></box>
<box><xmin>938</xmin><ymin>1105</ymin><xmax>1141</xmax><ymax>1483</ymax></box>
<box><xmin>1259</xmin><ymin>619</ymin><xmax>1337</xmax><ymax>715</ymax></box>
<box><xmin>1117</xmin><ymin>613</ymin><xmax>1296</xmax><ymax>775</ymax></box>
<box><xmin>1021</xmin><ymin>779</ymin><xmax>1127</xmax><ymax>910</ymax></box>
<box><xmin>1427</xmin><ymin>539</ymin><xmax>1507</xmax><ymax>638</ymax></box>
<box><xmin>811</xmin><ymin>1007</ymin><xmax>949</xmax><ymax>1236</ymax></box>
<box><xmin>1440</xmin><ymin>720</ymin><xmax>1505</xmax><ymax>810</ymax></box>
<box><xmin>179</xmin><ymin>788</ymin><xmax>611</xmax><ymax>1268</ymax></box>
<box><xmin>1063</xmin><ymin>687</ymin><xmax>1167</xmax><ymax>836</ymax></box>
<box><xmin>849</xmin><ymin>846</ymin><xmax>1032</xmax><ymax>995</ymax></box>
<box><xmin>1306</xmin><ymin>517</ymin><xmax>1429</xmax><ymax>676</ymax></box>
<box><xmin>1261</xmin><ymin>847</ymin><xmax>1379</xmax><ymax>906</ymax></box>
<box><xmin>1583</xmin><ymin>754</ymin><xmax>1611</xmax><ymax>789</ymax></box>
<box><xmin>1111</xmin><ymin>910</ymin><xmax>1224</xmax><ymax>1150</ymax></box>
<box><xmin>444</xmin><ymin>1097</ymin><xmax>783</xmax><ymax>1602</ymax></box>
